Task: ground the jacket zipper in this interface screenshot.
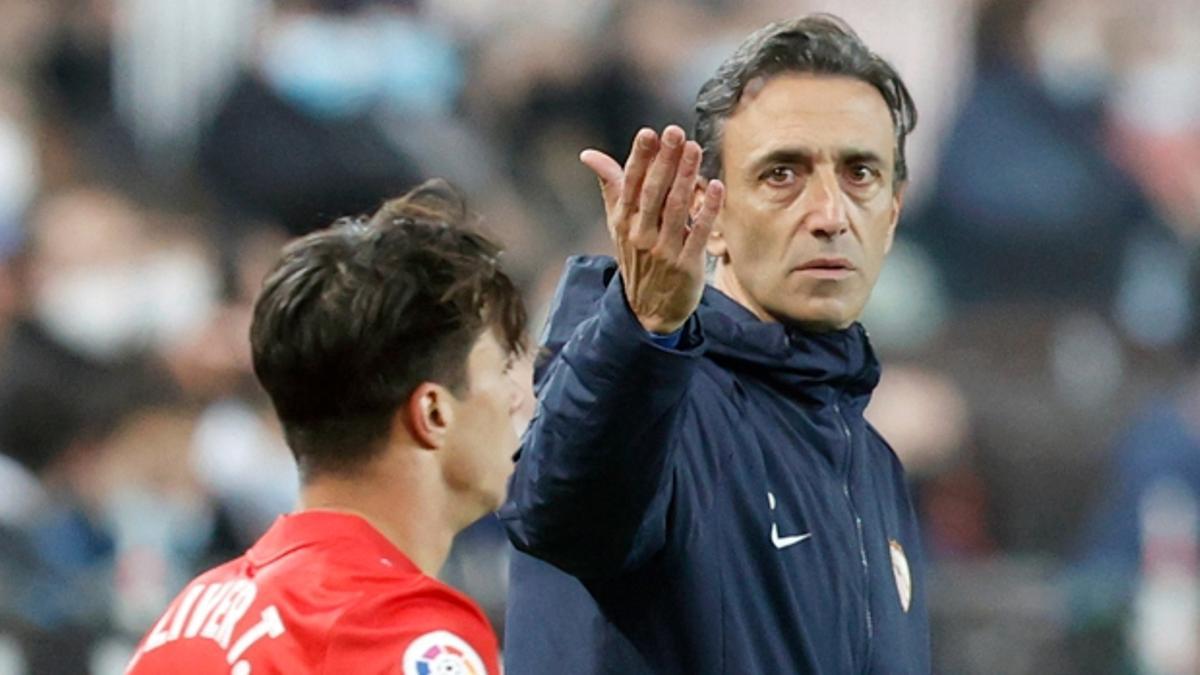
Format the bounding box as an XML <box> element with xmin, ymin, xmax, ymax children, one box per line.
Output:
<box><xmin>834</xmin><ymin>399</ymin><xmax>873</xmax><ymax>672</ymax></box>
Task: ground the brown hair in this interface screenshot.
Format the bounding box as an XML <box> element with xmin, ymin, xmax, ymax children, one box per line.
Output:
<box><xmin>250</xmin><ymin>179</ymin><xmax>526</xmax><ymax>478</ymax></box>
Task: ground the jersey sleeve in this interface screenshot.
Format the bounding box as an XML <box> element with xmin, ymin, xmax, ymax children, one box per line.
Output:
<box><xmin>321</xmin><ymin>586</ymin><xmax>501</xmax><ymax>675</ymax></box>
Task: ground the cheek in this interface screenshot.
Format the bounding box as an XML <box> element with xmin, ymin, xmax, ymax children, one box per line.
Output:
<box><xmin>475</xmin><ymin>384</ymin><xmax>517</xmax><ymax>440</ymax></box>
<box><xmin>869</xmin><ymin>218</ymin><xmax>896</xmax><ymax>258</ymax></box>
<box><xmin>729</xmin><ymin>214</ymin><xmax>783</xmax><ymax>264</ymax></box>
<box><xmin>854</xmin><ymin>198</ymin><xmax>895</xmax><ymax>251</ymax></box>
<box><xmin>719</xmin><ymin>191</ymin><xmax>766</xmax><ymax>251</ymax></box>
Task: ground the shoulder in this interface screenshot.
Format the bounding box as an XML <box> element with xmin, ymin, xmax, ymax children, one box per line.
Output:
<box><xmin>323</xmin><ymin>577</ymin><xmax>500</xmax><ymax>675</ymax></box>
<box><xmin>185</xmin><ymin>554</ymin><xmax>250</xmax><ymax>587</ymax></box>
<box><xmin>864</xmin><ymin>422</ymin><xmax>905</xmax><ymax>471</ymax></box>
<box><xmin>538</xmin><ymin>256</ymin><xmax>617</xmax><ymax>349</ymax></box>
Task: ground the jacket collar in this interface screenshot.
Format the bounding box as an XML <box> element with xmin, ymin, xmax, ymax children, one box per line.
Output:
<box><xmin>698</xmin><ymin>286</ymin><xmax>880</xmax><ymax>398</ymax></box>
<box><xmin>541</xmin><ymin>256</ymin><xmax>880</xmax><ymax>398</ymax></box>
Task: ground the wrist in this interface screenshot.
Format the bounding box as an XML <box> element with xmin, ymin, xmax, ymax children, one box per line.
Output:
<box><xmin>645</xmin><ymin>324</ymin><xmax>684</xmax><ymax>349</ymax></box>
<box><xmin>638</xmin><ymin>317</ymin><xmax>686</xmax><ymax>335</ymax></box>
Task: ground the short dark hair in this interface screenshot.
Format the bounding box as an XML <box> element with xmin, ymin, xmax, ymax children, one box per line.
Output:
<box><xmin>250</xmin><ymin>179</ymin><xmax>527</xmax><ymax>478</ymax></box>
<box><xmin>694</xmin><ymin>14</ymin><xmax>918</xmax><ymax>183</ymax></box>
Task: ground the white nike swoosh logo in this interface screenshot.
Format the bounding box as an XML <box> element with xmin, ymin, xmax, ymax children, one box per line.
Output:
<box><xmin>771</xmin><ymin>523</ymin><xmax>812</xmax><ymax>549</ymax></box>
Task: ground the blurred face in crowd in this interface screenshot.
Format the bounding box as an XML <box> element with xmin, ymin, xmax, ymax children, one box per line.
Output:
<box><xmin>707</xmin><ymin>74</ymin><xmax>903</xmax><ymax>332</ymax></box>
<box><xmin>437</xmin><ymin>328</ymin><xmax>527</xmax><ymax>522</ymax></box>
<box><xmin>28</xmin><ymin>188</ymin><xmax>219</xmax><ymax>361</ymax></box>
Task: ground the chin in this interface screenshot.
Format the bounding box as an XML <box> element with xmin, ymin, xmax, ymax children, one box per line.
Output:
<box><xmin>773</xmin><ymin>305</ymin><xmax>851</xmax><ymax>332</ymax></box>
<box><xmin>481</xmin><ymin>485</ymin><xmax>506</xmax><ymax>513</ymax></box>
<box><xmin>790</xmin><ymin>318</ymin><xmax>848</xmax><ymax>333</ymax></box>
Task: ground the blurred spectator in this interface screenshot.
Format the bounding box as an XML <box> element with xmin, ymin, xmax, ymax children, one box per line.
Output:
<box><xmin>1104</xmin><ymin>0</ymin><xmax>1200</xmax><ymax>350</ymax></box>
<box><xmin>0</xmin><ymin>85</ymin><xmax>39</xmax><ymax>257</ymax></box>
<box><xmin>453</xmin><ymin>2</ymin><xmax>700</xmax><ymax>271</ymax></box>
<box><xmin>199</xmin><ymin>0</ymin><xmax>440</xmax><ymax>236</ymax></box>
<box><xmin>879</xmin><ymin>0</ymin><xmax>1188</xmax><ymax>565</ymax></box>
<box><xmin>908</xmin><ymin>0</ymin><xmax>1165</xmax><ymax>314</ymax></box>
<box><xmin>0</xmin><ymin>312</ymin><xmax>164</xmax><ymax>672</ymax></box>
<box><xmin>1070</xmin><ymin>258</ymin><xmax>1200</xmax><ymax>669</ymax></box>
<box><xmin>0</xmin><ymin>0</ymin><xmax>1194</xmax><ymax>672</ymax></box>
<box><xmin>867</xmin><ymin>363</ymin><xmax>998</xmax><ymax>560</ymax></box>
<box><xmin>111</xmin><ymin>0</ymin><xmax>263</xmax><ymax>169</ymax></box>
<box><xmin>22</xmin><ymin>187</ymin><xmax>220</xmax><ymax>365</ymax></box>
<box><xmin>1103</xmin><ymin>0</ymin><xmax>1200</xmax><ymax>242</ymax></box>
<box><xmin>0</xmin><ymin>182</ymin><xmax>255</xmax><ymax>670</ymax></box>
<box><xmin>188</xmin><ymin>223</ymin><xmax>299</xmax><ymax>547</ymax></box>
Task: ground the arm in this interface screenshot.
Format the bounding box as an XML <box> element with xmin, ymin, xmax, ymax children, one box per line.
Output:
<box><xmin>500</xmin><ymin>127</ymin><xmax>724</xmax><ymax>577</ymax></box>
<box><xmin>500</xmin><ymin>272</ymin><xmax>703</xmax><ymax>576</ymax></box>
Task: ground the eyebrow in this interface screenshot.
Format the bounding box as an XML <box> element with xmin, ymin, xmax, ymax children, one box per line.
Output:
<box><xmin>841</xmin><ymin>149</ymin><xmax>886</xmax><ymax>167</ymax></box>
<box><xmin>748</xmin><ymin>146</ymin><xmax>887</xmax><ymax>173</ymax></box>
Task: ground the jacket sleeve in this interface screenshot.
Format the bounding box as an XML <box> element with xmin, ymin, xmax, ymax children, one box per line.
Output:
<box><xmin>499</xmin><ymin>273</ymin><xmax>704</xmax><ymax>578</ymax></box>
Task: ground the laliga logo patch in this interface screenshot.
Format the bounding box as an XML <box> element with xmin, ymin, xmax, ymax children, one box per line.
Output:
<box><xmin>402</xmin><ymin>630</ymin><xmax>488</xmax><ymax>675</ymax></box>
<box><xmin>889</xmin><ymin>539</ymin><xmax>912</xmax><ymax>613</ymax></box>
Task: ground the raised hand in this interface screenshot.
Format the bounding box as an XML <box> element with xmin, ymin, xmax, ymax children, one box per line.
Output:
<box><xmin>580</xmin><ymin>126</ymin><xmax>725</xmax><ymax>335</ymax></box>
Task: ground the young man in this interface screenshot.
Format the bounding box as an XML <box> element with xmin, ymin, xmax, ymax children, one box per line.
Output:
<box><xmin>126</xmin><ymin>179</ymin><xmax>526</xmax><ymax>674</ymax></box>
<box><xmin>502</xmin><ymin>15</ymin><xmax>929</xmax><ymax>673</ymax></box>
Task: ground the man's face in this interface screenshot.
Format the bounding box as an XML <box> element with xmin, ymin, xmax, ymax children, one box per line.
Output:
<box><xmin>442</xmin><ymin>329</ymin><xmax>527</xmax><ymax>517</ymax></box>
<box><xmin>707</xmin><ymin>74</ymin><xmax>903</xmax><ymax>331</ymax></box>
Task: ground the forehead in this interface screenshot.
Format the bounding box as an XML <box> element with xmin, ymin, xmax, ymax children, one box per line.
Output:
<box><xmin>722</xmin><ymin>74</ymin><xmax>896</xmax><ymax>169</ymax></box>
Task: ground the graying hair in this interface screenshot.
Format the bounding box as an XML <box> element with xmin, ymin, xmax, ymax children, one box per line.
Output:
<box><xmin>694</xmin><ymin>14</ymin><xmax>917</xmax><ymax>184</ymax></box>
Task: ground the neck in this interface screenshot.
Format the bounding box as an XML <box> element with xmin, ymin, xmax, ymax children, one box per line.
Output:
<box><xmin>299</xmin><ymin>451</ymin><xmax>457</xmax><ymax>575</ymax></box>
<box><xmin>713</xmin><ymin>261</ymin><xmax>775</xmax><ymax>323</ymax></box>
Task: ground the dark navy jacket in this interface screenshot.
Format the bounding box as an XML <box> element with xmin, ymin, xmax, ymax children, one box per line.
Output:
<box><xmin>500</xmin><ymin>257</ymin><xmax>930</xmax><ymax>674</ymax></box>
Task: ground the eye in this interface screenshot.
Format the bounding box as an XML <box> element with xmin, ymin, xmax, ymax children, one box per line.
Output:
<box><xmin>763</xmin><ymin>166</ymin><xmax>797</xmax><ymax>187</ymax></box>
<box><xmin>845</xmin><ymin>163</ymin><xmax>880</xmax><ymax>186</ymax></box>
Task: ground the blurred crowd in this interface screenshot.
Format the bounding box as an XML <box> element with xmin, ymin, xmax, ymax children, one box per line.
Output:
<box><xmin>0</xmin><ymin>0</ymin><xmax>1197</xmax><ymax>672</ymax></box>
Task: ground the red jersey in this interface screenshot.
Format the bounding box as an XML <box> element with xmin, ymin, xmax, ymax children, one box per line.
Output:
<box><xmin>125</xmin><ymin>511</ymin><xmax>501</xmax><ymax>675</ymax></box>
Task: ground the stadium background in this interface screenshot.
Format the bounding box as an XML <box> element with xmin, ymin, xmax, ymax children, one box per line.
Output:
<box><xmin>0</xmin><ymin>0</ymin><xmax>1197</xmax><ymax>672</ymax></box>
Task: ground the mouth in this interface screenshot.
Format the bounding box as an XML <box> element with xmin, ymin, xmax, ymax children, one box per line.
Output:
<box><xmin>794</xmin><ymin>258</ymin><xmax>855</xmax><ymax>279</ymax></box>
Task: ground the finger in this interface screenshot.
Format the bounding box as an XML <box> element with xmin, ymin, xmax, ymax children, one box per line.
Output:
<box><xmin>633</xmin><ymin>125</ymin><xmax>686</xmax><ymax>247</ymax></box>
<box><xmin>579</xmin><ymin>149</ymin><xmax>624</xmax><ymax>210</ymax></box>
<box><xmin>619</xmin><ymin>129</ymin><xmax>659</xmax><ymax>223</ymax></box>
<box><xmin>656</xmin><ymin>140</ymin><xmax>702</xmax><ymax>257</ymax></box>
<box><xmin>681</xmin><ymin>179</ymin><xmax>724</xmax><ymax>263</ymax></box>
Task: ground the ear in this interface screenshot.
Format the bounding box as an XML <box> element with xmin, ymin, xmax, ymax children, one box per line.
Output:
<box><xmin>695</xmin><ymin>178</ymin><xmax>728</xmax><ymax>259</ymax></box>
<box><xmin>405</xmin><ymin>382</ymin><xmax>454</xmax><ymax>450</ymax></box>
<box><xmin>884</xmin><ymin>183</ymin><xmax>905</xmax><ymax>255</ymax></box>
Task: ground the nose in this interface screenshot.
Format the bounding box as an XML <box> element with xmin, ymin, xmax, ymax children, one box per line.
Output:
<box><xmin>507</xmin><ymin>365</ymin><xmax>533</xmax><ymax>415</ymax></box>
<box><xmin>508</xmin><ymin>377</ymin><xmax>524</xmax><ymax>415</ymax></box>
<box><xmin>508</xmin><ymin>370</ymin><xmax>536</xmax><ymax>437</ymax></box>
<box><xmin>801</xmin><ymin>167</ymin><xmax>848</xmax><ymax>238</ymax></box>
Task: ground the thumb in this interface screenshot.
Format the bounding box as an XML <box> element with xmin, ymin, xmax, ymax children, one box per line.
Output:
<box><xmin>580</xmin><ymin>149</ymin><xmax>624</xmax><ymax>209</ymax></box>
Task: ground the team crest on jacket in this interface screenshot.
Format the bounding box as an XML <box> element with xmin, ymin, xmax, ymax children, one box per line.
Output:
<box><xmin>402</xmin><ymin>630</ymin><xmax>488</xmax><ymax>675</ymax></box>
<box><xmin>889</xmin><ymin>539</ymin><xmax>912</xmax><ymax>613</ymax></box>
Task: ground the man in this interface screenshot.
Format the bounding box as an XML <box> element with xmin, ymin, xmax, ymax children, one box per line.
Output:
<box><xmin>501</xmin><ymin>15</ymin><xmax>929</xmax><ymax>673</ymax></box>
<box><xmin>126</xmin><ymin>179</ymin><xmax>526</xmax><ymax>674</ymax></box>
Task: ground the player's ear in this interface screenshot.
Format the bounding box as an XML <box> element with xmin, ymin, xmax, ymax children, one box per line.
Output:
<box><xmin>404</xmin><ymin>382</ymin><xmax>454</xmax><ymax>450</ymax></box>
<box><xmin>695</xmin><ymin>178</ymin><xmax>728</xmax><ymax>259</ymax></box>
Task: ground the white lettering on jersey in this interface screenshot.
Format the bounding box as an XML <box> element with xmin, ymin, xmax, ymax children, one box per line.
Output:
<box><xmin>143</xmin><ymin>602</ymin><xmax>177</xmax><ymax>652</ymax></box>
<box><xmin>130</xmin><ymin>580</ymin><xmax>286</xmax><ymax>674</ymax></box>
<box><xmin>215</xmin><ymin>582</ymin><xmax>258</xmax><ymax>649</ymax></box>
<box><xmin>226</xmin><ymin>605</ymin><xmax>285</xmax><ymax>663</ymax></box>
<box><xmin>168</xmin><ymin>583</ymin><xmax>207</xmax><ymax>641</ymax></box>
<box><xmin>185</xmin><ymin>583</ymin><xmax>235</xmax><ymax>638</ymax></box>
<box><xmin>201</xmin><ymin>580</ymin><xmax>257</xmax><ymax>648</ymax></box>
